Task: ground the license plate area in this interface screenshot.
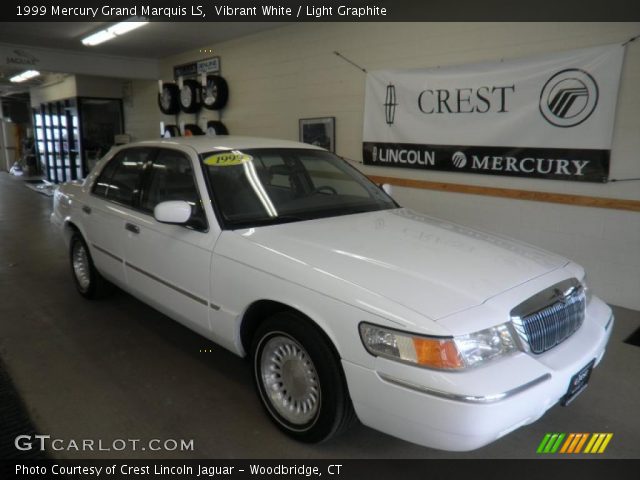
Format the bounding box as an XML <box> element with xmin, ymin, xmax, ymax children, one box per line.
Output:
<box><xmin>561</xmin><ymin>359</ymin><xmax>595</xmax><ymax>406</ymax></box>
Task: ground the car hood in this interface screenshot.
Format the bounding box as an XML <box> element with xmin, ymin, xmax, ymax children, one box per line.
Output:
<box><xmin>234</xmin><ymin>208</ymin><xmax>567</xmax><ymax>320</ymax></box>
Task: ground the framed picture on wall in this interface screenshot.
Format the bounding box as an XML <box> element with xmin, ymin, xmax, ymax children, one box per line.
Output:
<box><xmin>299</xmin><ymin>117</ymin><xmax>335</xmax><ymax>152</ymax></box>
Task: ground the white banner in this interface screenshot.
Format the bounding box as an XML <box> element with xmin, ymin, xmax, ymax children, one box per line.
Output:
<box><xmin>363</xmin><ymin>44</ymin><xmax>625</xmax><ymax>182</ymax></box>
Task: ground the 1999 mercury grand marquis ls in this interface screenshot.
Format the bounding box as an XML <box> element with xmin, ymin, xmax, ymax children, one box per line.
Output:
<box><xmin>52</xmin><ymin>136</ymin><xmax>613</xmax><ymax>451</ymax></box>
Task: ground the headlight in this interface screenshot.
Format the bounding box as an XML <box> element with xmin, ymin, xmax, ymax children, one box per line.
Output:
<box><xmin>359</xmin><ymin>322</ymin><xmax>518</xmax><ymax>370</ymax></box>
<box><xmin>453</xmin><ymin>324</ymin><xmax>518</xmax><ymax>368</ymax></box>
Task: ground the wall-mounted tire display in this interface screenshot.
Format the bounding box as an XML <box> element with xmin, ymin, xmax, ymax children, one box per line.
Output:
<box><xmin>203</xmin><ymin>75</ymin><xmax>229</xmax><ymax>110</ymax></box>
<box><xmin>206</xmin><ymin>120</ymin><xmax>229</xmax><ymax>136</ymax></box>
<box><xmin>163</xmin><ymin>125</ymin><xmax>181</xmax><ymax>138</ymax></box>
<box><xmin>179</xmin><ymin>79</ymin><xmax>203</xmax><ymax>113</ymax></box>
<box><xmin>158</xmin><ymin>82</ymin><xmax>180</xmax><ymax>115</ymax></box>
<box><xmin>184</xmin><ymin>124</ymin><xmax>205</xmax><ymax>136</ymax></box>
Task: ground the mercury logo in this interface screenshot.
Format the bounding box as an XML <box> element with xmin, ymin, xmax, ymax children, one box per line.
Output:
<box><xmin>451</xmin><ymin>151</ymin><xmax>467</xmax><ymax>168</ymax></box>
<box><xmin>539</xmin><ymin>68</ymin><xmax>599</xmax><ymax>128</ymax></box>
<box><xmin>384</xmin><ymin>84</ymin><xmax>397</xmax><ymax>125</ymax></box>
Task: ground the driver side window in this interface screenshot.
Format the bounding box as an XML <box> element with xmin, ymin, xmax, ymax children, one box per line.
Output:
<box><xmin>140</xmin><ymin>149</ymin><xmax>208</xmax><ymax>231</ymax></box>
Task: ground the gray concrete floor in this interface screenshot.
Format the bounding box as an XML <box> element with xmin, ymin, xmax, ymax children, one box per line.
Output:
<box><xmin>0</xmin><ymin>171</ymin><xmax>639</xmax><ymax>459</ymax></box>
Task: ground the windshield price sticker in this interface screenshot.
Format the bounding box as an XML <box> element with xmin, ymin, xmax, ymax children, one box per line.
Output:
<box><xmin>204</xmin><ymin>152</ymin><xmax>253</xmax><ymax>166</ymax></box>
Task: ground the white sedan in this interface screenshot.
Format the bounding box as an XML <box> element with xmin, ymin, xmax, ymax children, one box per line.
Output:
<box><xmin>51</xmin><ymin>136</ymin><xmax>613</xmax><ymax>451</ymax></box>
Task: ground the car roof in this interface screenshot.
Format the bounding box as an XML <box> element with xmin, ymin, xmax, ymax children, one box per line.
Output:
<box><xmin>133</xmin><ymin>136</ymin><xmax>324</xmax><ymax>154</ymax></box>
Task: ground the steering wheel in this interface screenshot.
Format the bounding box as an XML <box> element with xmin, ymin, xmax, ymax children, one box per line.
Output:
<box><xmin>312</xmin><ymin>185</ymin><xmax>338</xmax><ymax>195</ymax></box>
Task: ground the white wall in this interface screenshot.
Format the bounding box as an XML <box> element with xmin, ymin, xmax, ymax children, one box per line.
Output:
<box><xmin>30</xmin><ymin>75</ymin><xmax>77</xmax><ymax>107</ymax></box>
<box><xmin>122</xmin><ymin>80</ymin><xmax>162</xmax><ymax>142</ymax></box>
<box><xmin>74</xmin><ymin>75</ymin><xmax>124</xmax><ymax>99</ymax></box>
<box><xmin>29</xmin><ymin>74</ymin><xmax>156</xmax><ymax>143</ymax></box>
<box><xmin>147</xmin><ymin>22</ymin><xmax>640</xmax><ymax>310</ymax></box>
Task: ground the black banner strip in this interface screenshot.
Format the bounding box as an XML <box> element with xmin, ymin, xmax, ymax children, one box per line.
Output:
<box><xmin>1</xmin><ymin>0</ymin><xmax>639</xmax><ymax>22</ymax></box>
<box><xmin>3</xmin><ymin>459</ymin><xmax>640</xmax><ymax>479</ymax></box>
<box><xmin>363</xmin><ymin>142</ymin><xmax>610</xmax><ymax>183</ymax></box>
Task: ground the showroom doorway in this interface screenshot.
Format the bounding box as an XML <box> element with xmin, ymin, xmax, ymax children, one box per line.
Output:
<box><xmin>34</xmin><ymin>97</ymin><xmax>123</xmax><ymax>183</ymax></box>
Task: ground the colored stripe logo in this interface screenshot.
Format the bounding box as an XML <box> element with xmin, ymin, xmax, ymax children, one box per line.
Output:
<box><xmin>537</xmin><ymin>433</ymin><xmax>613</xmax><ymax>454</ymax></box>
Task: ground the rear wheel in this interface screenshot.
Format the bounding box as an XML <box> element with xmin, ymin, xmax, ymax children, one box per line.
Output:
<box><xmin>69</xmin><ymin>233</ymin><xmax>111</xmax><ymax>299</ymax></box>
<box><xmin>251</xmin><ymin>312</ymin><xmax>356</xmax><ymax>443</ymax></box>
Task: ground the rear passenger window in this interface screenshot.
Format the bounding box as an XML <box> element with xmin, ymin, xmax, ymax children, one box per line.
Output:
<box><xmin>93</xmin><ymin>149</ymin><xmax>151</xmax><ymax>206</ymax></box>
<box><xmin>140</xmin><ymin>149</ymin><xmax>207</xmax><ymax>231</ymax></box>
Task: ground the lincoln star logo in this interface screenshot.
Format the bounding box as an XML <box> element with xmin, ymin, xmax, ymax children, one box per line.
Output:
<box><xmin>539</xmin><ymin>68</ymin><xmax>599</xmax><ymax>128</ymax></box>
<box><xmin>384</xmin><ymin>83</ymin><xmax>397</xmax><ymax>125</ymax></box>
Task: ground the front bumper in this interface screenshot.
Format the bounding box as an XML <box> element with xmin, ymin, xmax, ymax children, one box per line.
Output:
<box><xmin>342</xmin><ymin>297</ymin><xmax>613</xmax><ymax>451</ymax></box>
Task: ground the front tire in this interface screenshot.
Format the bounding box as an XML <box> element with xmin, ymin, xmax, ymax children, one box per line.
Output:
<box><xmin>251</xmin><ymin>312</ymin><xmax>356</xmax><ymax>443</ymax></box>
<box><xmin>69</xmin><ymin>233</ymin><xmax>111</xmax><ymax>299</ymax></box>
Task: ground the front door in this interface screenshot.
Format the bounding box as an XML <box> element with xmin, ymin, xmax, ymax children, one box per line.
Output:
<box><xmin>122</xmin><ymin>147</ymin><xmax>215</xmax><ymax>335</ymax></box>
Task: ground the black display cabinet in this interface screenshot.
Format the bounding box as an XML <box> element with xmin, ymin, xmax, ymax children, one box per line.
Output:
<box><xmin>33</xmin><ymin>97</ymin><xmax>123</xmax><ymax>183</ymax></box>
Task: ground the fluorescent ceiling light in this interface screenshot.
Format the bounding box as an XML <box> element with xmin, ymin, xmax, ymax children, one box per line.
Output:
<box><xmin>109</xmin><ymin>21</ymin><xmax>148</xmax><ymax>36</ymax></box>
<box><xmin>82</xmin><ymin>19</ymin><xmax>148</xmax><ymax>46</ymax></box>
<box><xmin>82</xmin><ymin>30</ymin><xmax>115</xmax><ymax>46</ymax></box>
<box><xmin>10</xmin><ymin>70</ymin><xmax>40</xmax><ymax>83</ymax></box>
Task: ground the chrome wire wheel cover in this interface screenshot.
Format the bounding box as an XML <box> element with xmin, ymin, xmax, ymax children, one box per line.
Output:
<box><xmin>72</xmin><ymin>241</ymin><xmax>91</xmax><ymax>292</ymax></box>
<box><xmin>260</xmin><ymin>335</ymin><xmax>321</xmax><ymax>426</ymax></box>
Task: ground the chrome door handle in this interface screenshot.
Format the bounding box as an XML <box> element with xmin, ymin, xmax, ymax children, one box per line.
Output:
<box><xmin>82</xmin><ymin>205</ymin><xmax>92</xmax><ymax>214</ymax></box>
<box><xmin>125</xmin><ymin>223</ymin><xmax>140</xmax><ymax>234</ymax></box>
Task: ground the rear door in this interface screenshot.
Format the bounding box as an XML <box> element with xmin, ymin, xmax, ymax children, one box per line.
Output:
<box><xmin>83</xmin><ymin>148</ymin><xmax>152</xmax><ymax>285</ymax></box>
<box><xmin>122</xmin><ymin>147</ymin><xmax>216</xmax><ymax>335</ymax></box>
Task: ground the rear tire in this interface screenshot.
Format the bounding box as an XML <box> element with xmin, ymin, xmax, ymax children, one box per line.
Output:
<box><xmin>69</xmin><ymin>233</ymin><xmax>112</xmax><ymax>299</ymax></box>
<box><xmin>251</xmin><ymin>311</ymin><xmax>356</xmax><ymax>443</ymax></box>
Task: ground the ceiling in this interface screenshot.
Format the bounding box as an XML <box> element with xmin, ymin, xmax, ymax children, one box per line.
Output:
<box><xmin>0</xmin><ymin>22</ymin><xmax>287</xmax><ymax>58</ymax></box>
<box><xmin>0</xmin><ymin>22</ymin><xmax>287</xmax><ymax>97</ymax></box>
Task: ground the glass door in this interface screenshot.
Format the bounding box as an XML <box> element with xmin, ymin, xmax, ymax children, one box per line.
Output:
<box><xmin>33</xmin><ymin>99</ymin><xmax>82</xmax><ymax>183</ymax></box>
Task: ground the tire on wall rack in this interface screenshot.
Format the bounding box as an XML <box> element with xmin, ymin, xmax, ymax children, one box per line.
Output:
<box><xmin>158</xmin><ymin>82</ymin><xmax>180</xmax><ymax>115</ymax></box>
<box><xmin>179</xmin><ymin>79</ymin><xmax>203</xmax><ymax>113</ymax></box>
<box><xmin>163</xmin><ymin>125</ymin><xmax>181</xmax><ymax>138</ymax></box>
<box><xmin>203</xmin><ymin>75</ymin><xmax>229</xmax><ymax>110</ymax></box>
<box><xmin>206</xmin><ymin>120</ymin><xmax>229</xmax><ymax>136</ymax></box>
<box><xmin>184</xmin><ymin>124</ymin><xmax>205</xmax><ymax>136</ymax></box>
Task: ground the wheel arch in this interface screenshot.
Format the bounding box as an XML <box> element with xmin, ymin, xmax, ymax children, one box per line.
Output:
<box><xmin>239</xmin><ymin>299</ymin><xmax>343</xmax><ymax>362</ymax></box>
<box><xmin>63</xmin><ymin>220</ymin><xmax>82</xmax><ymax>247</ymax></box>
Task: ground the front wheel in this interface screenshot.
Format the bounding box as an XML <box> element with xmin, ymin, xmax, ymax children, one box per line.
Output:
<box><xmin>251</xmin><ymin>312</ymin><xmax>356</xmax><ymax>443</ymax></box>
<box><xmin>69</xmin><ymin>233</ymin><xmax>112</xmax><ymax>299</ymax></box>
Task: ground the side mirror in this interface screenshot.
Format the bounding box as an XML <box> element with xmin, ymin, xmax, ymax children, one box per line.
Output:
<box><xmin>154</xmin><ymin>200</ymin><xmax>192</xmax><ymax>224</ymax></box>
<box><xmin>381</xmin><ymin>183</ymin><xmax>393</xmax><ymax>197</ymax></box>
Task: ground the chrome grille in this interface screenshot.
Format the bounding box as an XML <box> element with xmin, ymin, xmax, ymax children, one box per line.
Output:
<box><xmin>511</xmin><ymin>278</ymin><xmax>585</xmax><ymax>354</ymax></box>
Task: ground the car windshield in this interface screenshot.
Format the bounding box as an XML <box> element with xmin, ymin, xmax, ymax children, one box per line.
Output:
<box><xmin>200</xmin><ymin>148</ymin><xmax>397</xmax><ymax>229</ymax></box>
